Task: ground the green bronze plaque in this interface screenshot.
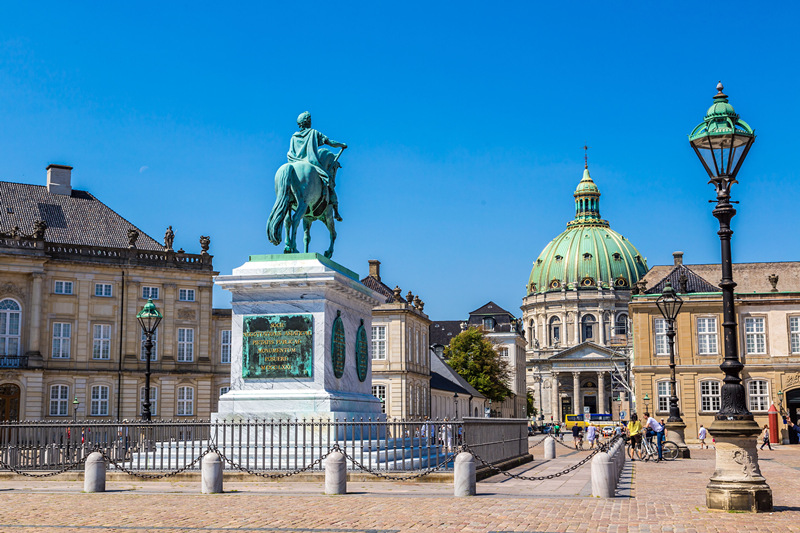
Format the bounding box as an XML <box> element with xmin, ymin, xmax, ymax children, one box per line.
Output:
<box><xmin>355</xmin><ymin>320</ymin><xmax>368</xmax><ymax>382</ymax></box>
<box><xmin>242</xmin><ymin>314</ymin><xmax>313</xmax><ymax>379</ymax></box>
<box><xmin>331</xmin><ymin>311</ymin><xmax>345</xmax><ymax>379</ymax></box>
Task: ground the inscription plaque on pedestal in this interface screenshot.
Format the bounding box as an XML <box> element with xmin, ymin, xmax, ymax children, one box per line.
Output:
<box><xmin>242</xmin><ymin>314</ymin><xmax>313</xmax><ymax>379</ymax></box>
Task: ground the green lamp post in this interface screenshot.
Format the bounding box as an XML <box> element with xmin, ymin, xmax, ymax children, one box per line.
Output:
<box><xmin>643</xmin><ymin>393</ymin><xmax>650</xmax><ymax>413</ymax></box>
<box><xmin>136</xmin><ymin>299</ymin><xmax>163</xmax><ymax>422</ymax></box>
<box><xmin>690</xmin><ymin>82</ymin><xmax>771</xmax><ymax>512</ymax></box>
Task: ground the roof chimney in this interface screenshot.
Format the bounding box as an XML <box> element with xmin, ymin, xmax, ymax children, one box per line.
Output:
<box><xmin>673</xmin><ymin>251</ymin><xmax>684</xmax><ymax>266</ymax></box>
<box><xmin>47</xmin><ymin>164</ymin><xmax>73</xmax><ymax>196</ymax></box>
<box><xmin>368</xmin><ymin>259</ymin><xmax>381</xmax><ymax>281</ymax></box>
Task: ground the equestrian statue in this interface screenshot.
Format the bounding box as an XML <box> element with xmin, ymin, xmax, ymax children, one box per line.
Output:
<box><xmin>266</xmin><ymin>111</ymin><xmax>347</xmax><ymax>258</ymax></box>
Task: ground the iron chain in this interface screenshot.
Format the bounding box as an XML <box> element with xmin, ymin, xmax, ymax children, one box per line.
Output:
<box><xmin>99</xmin><ymin>447</ymin><xmax>211</xmax><ymax>479</ymax></box>
<box><xmin>338</xmin><ymin>446</ymin><xmax>458</xmax><ymax>480</ymax></box>
<box><xmin>211</xmin><ymin>445</ymin><xmax>332</xmax><ymax>479</ymax></box>
<box><xmin>0</xmin><ymin>453</ymin><xmax>89</xmax><ymax>477</ymax></box>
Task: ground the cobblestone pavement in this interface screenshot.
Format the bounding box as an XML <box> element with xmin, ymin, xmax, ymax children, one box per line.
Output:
<box><xmin>0</xmin><ymin>445</ymin><xmax>799</xmax><ymax>532</ymax></box>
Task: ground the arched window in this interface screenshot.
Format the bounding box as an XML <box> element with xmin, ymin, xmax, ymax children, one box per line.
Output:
<box><xmin>0</xmin><ymin>299</ymin><xmax>21</xmax><ymax>357</ymax></box>
<box><xmin>549</xmin><ymin>317</ymin><xmax>561</xmax><ymax>346</ymax></box>
<box><xmin>483</xmin><ymin>317</ymin><xmax>496</xmax><ymax>331</ymax></box>
<box><xmin>581</xmin><ymin>315</ymin><xmax>596</xmax><ymax>342</ymax></box>
<box><xmin>615</xmin><ymin>314</ymin><xmax>628</xmax><ymax>336</ymax></box>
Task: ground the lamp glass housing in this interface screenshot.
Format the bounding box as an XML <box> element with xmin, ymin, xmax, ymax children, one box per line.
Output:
<box><xmin>136</xmin><ymin>298</ymin><xmax>163</xmax><ymax>335</ymax></box>
<box><xmin>656</xmin><ymin>281</ymin><xmax>684</xmax><ymax>322</ymax></box>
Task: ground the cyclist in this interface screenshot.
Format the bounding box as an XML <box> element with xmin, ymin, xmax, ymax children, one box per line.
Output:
<box><xmin>626</xmin><ymin>413</ymin><xmax>643</xmax><ymax>461</ymax></box>
<box><xmin>643</xmin><ymin>411</ymin><xmax>665</xmax><ymax>461</ymax></box>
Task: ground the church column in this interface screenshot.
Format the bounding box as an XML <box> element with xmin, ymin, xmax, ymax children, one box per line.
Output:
<box><xmin>598</xmin><ymin>311</ymin><xmax>605</xmax><ymax>345</ymax></box>
<box><xmin>29</xmin><ymin>272</ymin><xmax>44</xmax><ymax>355</ymax></box>
<box><xmin>574</xmin><ymin>312</ymin><xmax>581</xmax><ymax>344</ymax></box>
<box><xmin>572</xmin><ymin>372</ymin><xmax>581</xmax><ymax>415</ymax></box>
<box><xmin>551</xmin><ymin>372</ymin><xmax>559</xmax><ymax>421</ymax></box>
<box><xmin>597</xmin><ymin>371</ymin><xmax>606</xmax><ymax>415</ymax></box>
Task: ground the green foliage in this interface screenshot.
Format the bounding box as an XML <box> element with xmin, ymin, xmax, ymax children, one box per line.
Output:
<box><xmin>526</xmin><ymin>390</ymin><xmax>537</xmax><ymax>417</ymax></box>
<box><xmin>444</xmin><ymin>327</ymin><xmax>512</xmax><ymax>402</ymax></box>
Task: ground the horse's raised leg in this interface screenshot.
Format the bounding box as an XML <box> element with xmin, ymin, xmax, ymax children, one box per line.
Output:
<box><xmin>283</xmin><ymin>211</ymin><xmax>294</xmax><ymax>254</ymax></box>
<box><xmin>303</xmin><ymin>217</ymin><xmax>312</xmax><ymax>253</ymax></box>
<box><xmin>323</xmin><ymin>208</ymin><xmax>337</xmax><ymax>259</ymax></box>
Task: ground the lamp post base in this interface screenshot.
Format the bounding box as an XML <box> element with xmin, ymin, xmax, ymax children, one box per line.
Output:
<box><xmin>665</xmin><ymin>420</ymin><xmax>691</xmax><ymax>458</ymax></box>
<box><xmin>706</xmin><ymin>419</ymin><xmax>772</xmax><ymax>512</ymax></box>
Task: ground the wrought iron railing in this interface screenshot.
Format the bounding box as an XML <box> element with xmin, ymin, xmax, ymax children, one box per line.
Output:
<box><xmin>0</xmin><ymin>418</ymin><xmax>528</xmax><ymax>473</ymax></box>
<box><xmin>0</xmin><ymin>355</ymin><xmax>27</xmax><ymax>368</ymax></box>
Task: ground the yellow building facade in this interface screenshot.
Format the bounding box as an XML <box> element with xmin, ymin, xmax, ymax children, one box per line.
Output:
<box><xmin>0</xmin><ymin>165</ymin><xmax>230</xmax><ymax>421</ymax></box>
<box><xmin>631</xmin><ymin>254</ymin><xmax>800</xmax><ymax>444</ymax></box>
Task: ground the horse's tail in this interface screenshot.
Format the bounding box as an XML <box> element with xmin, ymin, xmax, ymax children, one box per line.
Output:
<box><xmin>267</xmin><ymin>164</ymin><xmax>293</xmax><ymax>245</ymax></box>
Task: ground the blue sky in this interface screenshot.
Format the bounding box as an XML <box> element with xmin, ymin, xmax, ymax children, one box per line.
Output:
<box><xmin>0</xmin><ymin>2</ymin><xmax>796</xmax><ymax>319</ymax></box>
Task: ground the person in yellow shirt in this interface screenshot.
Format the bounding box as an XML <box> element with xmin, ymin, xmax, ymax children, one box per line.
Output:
<box><xmin>626</xmin><ymin>413</ymin><xmax>643</xmax><ymax>461</ymax></box>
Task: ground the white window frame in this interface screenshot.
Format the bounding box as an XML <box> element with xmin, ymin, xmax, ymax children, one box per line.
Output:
<box><xmin>52</xmin><ymin>322</ymin><xmax>71</xmax><ymax>359</ymax></box>
<box><xmin>49</xmin><ymin>384</ymin><xmax>70</xmax><ymax>417</ymax></box>
<box><xmin>0</xmin><ymin>298</ymin><xmax>22</xmax><ymax>357</ymax></box>
<box><xmin>657</xmin><ymin>381</ymin><xmax>672</xmax><ymax>413</ymax></box>
<box><xmin>177</xmin><ymin>328</ymin><xmax>194</xmax><ymax>362</ymax></box>
<box><xmin>54</xmin><ymin>280</ymin><xmax>73</xmax><ymax>295</ymax></box>
<box><xmin>90</xmin><ymin>385</ymin><xmax>110</xmax><ymax>416</ymax></box>
<box><xmin>697</xmin><ymin>316</ymin><xmax>718</xmax><ymax>355</ymax></box>
<box><xmin>747</xmin><ymin>379</ymin><xmax>769</xmax><ymax>412</ymax></box>
<box><xmin>140</xmin><ymin>329</ymin><xmax>158</xmax><ymax>361</ymax></box>
<box><xmin>654</xmin><ymin>318</ymin><xmax>668</xmax><ymax>356</ymax></box>
<box><xmin>140</xmin><ymin>386</ymin><xmax>158</xmax><ymax>416</ymax></box>
<box><xmin>790</xmin><ymin>316</ymin><xmax>800</xmax><ymax>354</ymax></box>
<box><xmin>142</xmin><ymin>286</ymin><xmax>159</xmax><ymax>300</ymax></box>
<box><xmin>498</xmin><ymin>347</ymin><xmax>509</xmax><ymax>358</ymax></box>
<box><xmin>744</xmin><ymin>316</ymin><xmax>767</xmax><ymax>355</ymax></box>
<box><xmin>177</xmin><ymin>386</ymin><xmax>194</xmax><ymax>416</ymax></box>
<box><xmin>92</xmin><ymin>324</ymin><xmax>112</xmax><ymax>360</ymax></box>
<box><xmin>220</xmin><ymin>330</ymin><xmax>231</xmax><ymax>364</ymax></box>
<box><xmin>372</xmin><ymin>384</ymin><xmax>387</xmax><ymax>414</ymax></box>
<box><xmin>220</xmin><ymin>386</ymin><xmax>230</xmax><ymax>397</ymax></box>
<box><xmin>94</xmin><ymin>283</ymin><xmax>113</xmax><ymax>297</ymax></box>
<box><xmin>371</xmin><ymin>325</ymin><xmax>386</xmax><ymax>360</ymax></box>
<box><xmin>700</xmin><ymin>380</ymin><xmax>721</xmax><ymax>412</ymax></box>
<box><xmin>178</xmin><ymin>288</ymin><xmax>195</xmax><ymax>302</ymax></box>
<box><xmin>614</xmin><ymin>313</ymin><xmax>628</xmax><ymax>336</ymax></box>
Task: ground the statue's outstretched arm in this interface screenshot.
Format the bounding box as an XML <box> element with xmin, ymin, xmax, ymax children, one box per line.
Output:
<box><xmin>325</xmin><ymin>138</ymin><xmax>348</xmax><ymax>149</ymax></box>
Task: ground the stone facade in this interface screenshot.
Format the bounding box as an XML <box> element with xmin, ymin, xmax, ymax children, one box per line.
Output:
<box><xmin>631</xmin><ymin>255</ymin><xmax>800</xmax><ymax>445</ymax></box>
<box><xmin>0</xmin><ymin>165</ymin><xmax>230</xmax><ymax>421</ymax></box>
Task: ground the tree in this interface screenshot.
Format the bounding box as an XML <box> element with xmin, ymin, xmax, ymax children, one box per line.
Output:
<box><xmin>444</xmin><ymin>327</ymin><xmax>512</xmax><ymax>402</ymax></box>
<box><xmin>526</xmin><ymin>390</ymin><xmax>537</xmax><ymax>418</ymax></box>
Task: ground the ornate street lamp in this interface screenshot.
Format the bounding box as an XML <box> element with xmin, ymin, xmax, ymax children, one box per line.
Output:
<box><xmin>136</xmin><ymin>299</ymin><xmax>163</xmax><ymax>422</ymax></box>
<box><xmin>72</xmin><ymin>395</ymin><xmax>79</xmax><ymax>422</ymax></box>
<box><xmin>656</xmin><ymin>281</ymin><xmax>689</xmax><ymax>456</ymax></box>
<box><xmin>488</xmin><ymin>399</ymin><xmax>492</xmax><ymax>418</ymax></box>
<box><xmin>454</xmin><ymin>392</ymin><xmax>459</xmax><ymax>420</ymax></box>
<box><xmin>643</xmin><ymin>393</ymin><xmax>650</xmax><ymax>413</ymax></box>
<box><xmin>689</xmin><ymin>82</ymin><xmax>771</xmax><ymax>512</ymax></box>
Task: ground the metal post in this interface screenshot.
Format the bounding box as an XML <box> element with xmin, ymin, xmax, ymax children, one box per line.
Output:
<box><xmin>142</xmin><ymin>333</ymin><xmax>153</xmax><ymax>421</ymax></box>
<box><xmin>665</xmin><ymin>321</ymin><xmax>682</xmax><ymax>423</ymax></box>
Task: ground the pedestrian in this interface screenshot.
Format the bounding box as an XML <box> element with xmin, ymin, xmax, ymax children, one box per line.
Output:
<box><xmin>586</xmin><ymin>422</ymin><xmax>598</xmax><ymax>449</ymax></box>
<box><xmin>554</xmin><ymin>423</ymin><xmax>561</xmax><ymax>440</ymax></box>
<box><xmin>572</xmin><ymin>423</ymin><xmax>582</xmax><ymax>449</ymax></box>
<box><xmin>759</xmin><ymin>424</ymin><xmax>772</xmax><ymax>450</ymax></box>
<box><xmin>626</xmin><ymin>413</ymin><xmax>642</xmax><ymax>461</ymax></box>
<box><xmin>643</xmin><ymin>412</ymin><xmax>665</xmax><ymax>461</ymax></box>
<box><xmin>787</xmin><ymin>419</ymin><xmax>800</xmax><ymax>440</ymax></box>
<box><xmin>698</xmin><ymin>424</ymin><xmax>708</xmax><ymax>449</ymax></box>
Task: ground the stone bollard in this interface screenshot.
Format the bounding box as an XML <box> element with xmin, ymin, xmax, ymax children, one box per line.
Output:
<box><xmin>201</xmin><ymin>452</ymin><xmax>223</xmax><ymax>494</ymax></box>
<box><xmin>454</xmin><ymin>452</ymin><xmax>476</xmax><ymax>497</ymax></box>
<box><xmin>84</xmin><ymin>451</ymin><xmax>106</xmax><ymax>493</ymax></box>
<box><xmin>325</xmin><ymin>450</ymin><xmax>347</xmax><ymax>495</ymax></box>
<box><xmin>591</xmin><ymin>451</ymin><xmax>615</xmax><ymax>498</ymax></box>
<box><xmin>543</xmin><ymin>436</ymin><xmax>556</xmax><ymax>460</ymax></box>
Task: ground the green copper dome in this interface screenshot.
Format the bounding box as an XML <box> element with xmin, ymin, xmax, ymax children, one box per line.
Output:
<box><xmin>527</xmin><ymin>166</ymin><xmax>648</xmax><ymax>294</ymax></box>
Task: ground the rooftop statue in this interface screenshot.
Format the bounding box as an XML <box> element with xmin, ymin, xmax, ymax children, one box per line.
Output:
<box><xmin>267</xmin><ymin>112</ymin><xmax>347</xmax><ymax>258</ymax></box>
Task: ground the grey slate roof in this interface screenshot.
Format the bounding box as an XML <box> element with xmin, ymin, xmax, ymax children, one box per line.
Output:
<box><xmin>0</xmin><ymin>181</ymin><xmax>163</xmax><ymax>250</ymax></box>
<box><xmin>429</xmin><ymin>321</ymin><xmax>462</xmax><ymax>347</ymax></box>
<box><xmin>360</xmin><ymin>275</ymin><xmax>406</xmax><ymax>303</ymax></box>
<box><xmin>641</xmin><ymin>261</ymin><xmax>800</xmax><ymax>294</ymax></box>
<box><xmin>429</xmin><ymin>350</ymin><xmax>485</xmax><ymax>398</ymax></box>
<box><xmin>646</xmin><ymin>264</ymin><xmax>720</xmax><ymax>294</ymax></box>
<box><xmin>469</xmin><ymin>301</ymin><xmax>514</xmax><ymax>317</ymax></box>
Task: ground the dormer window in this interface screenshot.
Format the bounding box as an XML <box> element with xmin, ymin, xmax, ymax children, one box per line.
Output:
<box><xmin>612</xmin><ymin>252</ymin><xmax>622</xmax><ymax>261</ymax></box>
<box><xmin>615</xmin><ymin>276</ymin><xmax>628</xmax><ymax>287</ymax></box>
<box><xmin>583</xmin><ymin>253</ymin><xmax>592</xmax><ymax>260</ymax></box>
<box><xmin>483</xmin><ymin>317</ymin><xmax>496</xmax><ymax>331</ymax></box>
<box><xmin>635</xmin><ymin>255</ymin><xmax>643</xmax><ymax>263</ymax></box>
<box><xmin>549</xmin><ymin>279</ymin><xmax>561</xmax><ymax>290</ymax></box>
<box><xmin>581</xmin><ymin>277</ymin><xmax>595</xmax><ymax>287</ymax></box>
<box><xmin>555</xmin><ymin>255</ymin><xmax>563</xmax><ymax>262</ymax></box>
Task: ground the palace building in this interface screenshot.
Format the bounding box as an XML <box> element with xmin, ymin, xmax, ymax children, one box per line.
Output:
<box><xmin>0</xmin><ymin>164</ymin><xmax>230</xmax><ymax>421</ymax></box>
<box><xmin>631</xmin><ymin>254</ymin><xmax>800</xmax><ymax>445</ymax></box>
<box><xmin>522</xmin><ymin>164</ymin><xmax>648</xmax><ymax>423</ymax></box>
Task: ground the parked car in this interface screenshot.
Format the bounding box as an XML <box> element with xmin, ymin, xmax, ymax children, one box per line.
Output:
<box><xmin>602</xmin><ymin>425</ymin><xmax>621</xmax><ymax>437</ymax></box>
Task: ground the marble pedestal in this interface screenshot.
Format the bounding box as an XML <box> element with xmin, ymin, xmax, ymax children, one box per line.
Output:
<box><xmin>213</xmin><ymin>253</ymin><xmax>384</xmax><ymax>425</ymax></box>
<box><xmin>706</xmin><ymin>419</ymin><xmax>772</xmax><ymax>512</ymax></box>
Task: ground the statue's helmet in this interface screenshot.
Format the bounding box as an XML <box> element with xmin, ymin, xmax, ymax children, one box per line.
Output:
<box><xmin>297</xmin><ymin>111</ymin><xmax>311</xmax><ymax>128</ymax></box>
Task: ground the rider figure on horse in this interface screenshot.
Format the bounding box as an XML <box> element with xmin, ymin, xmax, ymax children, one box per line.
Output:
<box><xmin>288</xmin><ymin>111</ymin><xmax>347</xmax><ymax>221</ymax></box>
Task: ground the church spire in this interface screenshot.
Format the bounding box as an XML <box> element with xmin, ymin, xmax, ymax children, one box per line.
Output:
<box><xmin>567</xmin><ymin>161</ymin><xmax>607</xmax><ymax>228</ymax></box>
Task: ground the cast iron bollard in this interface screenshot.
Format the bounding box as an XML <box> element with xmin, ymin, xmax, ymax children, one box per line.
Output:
<box><xmin>84</xmin><ymin>451</ymin><xmax>106</xmax><ymax>493</ymax></box>
<box><xmin>201</xmin><ymin>452</ymin><xmax>223</xmax><ymax>494</ymax></box>
<box><xmin>454</xmin><ymin>451</ymin><xmax>476</xmax><ymax>496</ymax></box>
<box><xmin>543</xmin><ymin>436</ymin><xmax>556</xmax><ymax>460</ymax></box>
<box><xmin>591</xmin><ymin>451</ymin><xmax>615</xmax><ymax>498</ymax></box>
<box><xmin>325</xmin><ymin>450</ymin><xmax>347</xmax><ymax>495</ymax></box>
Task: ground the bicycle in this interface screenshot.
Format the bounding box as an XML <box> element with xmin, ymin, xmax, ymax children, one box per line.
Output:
<box><xmin>638</xmin><ymin>434</ymin><xmax>679</xmax><ymax>461</ymax></box>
